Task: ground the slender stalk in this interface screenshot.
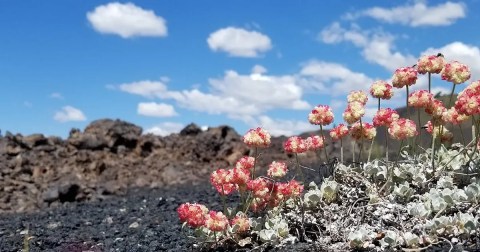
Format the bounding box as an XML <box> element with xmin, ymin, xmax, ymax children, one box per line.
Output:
<box><xmin>319</xmin><ymin>125</ymin><xmax>329</xmax><ymax>162</ymax></box>
<box><xmin>367</xmin><ymin>138</ymin><xmax>374</xmax><ymax>163</ymax></box>
<box><xmin>340</xmin><ymin>138</ymin><xmax>344</xmax><ymax>163</ymax></box>
<box><xmin>431</xmin><ymin>124</ymin><xmax>436</xmax><ymax>174</ymax></box>
<box><xmin>221</xmin><ymin>185</ymin><xmax>227</xmax><ymax>215</ymax></box>
<box><xmin>352</xmin><ymin>141</ymin><xmax>355</xmax><ymax>163</ymax></box>
<box><xmin>406</xmin><ymin>85</ymin><xmax>410</xmax><ymax>120</ymax></box>
<box><xmin>385</xmin><ymin>128</ymin><xmax>389</xmax><ymax>162</ymax></box>
<box><xmin>358</xmin><ymin>118</ymin><xmax>364</xmax><ymax>163</ymax></box>
<box><xmin>458</xmin><ymin>124</ymin><xmax>466</xmax><ymax>146</ymax></box>
<box><xmin>295</xmin><ymin>153</ymin><xmax>305</xmax><ymax>183</ymax></box>
<box><xmin>448</xmin><ymin>84</ymin><xmax>456</xmax><ymax>108</ymax></box>
<box><xmin>428</xmin><ymin>72</ymin><xmax>431</xmax><ymax>93</ymax></box>
<box><xmin>416</xmin><ymin>108</ymin><xmax>421</xmax><ymax>155</ymax></box>
<box><xmin>251</xmin><ymin>147</ymin><xmax>258</xmax><ymax>179</ymax></box>
<box><xmin>395</xmin><ymin>140</ymin><xmax>405</xmax><ymax>164</ymax></box>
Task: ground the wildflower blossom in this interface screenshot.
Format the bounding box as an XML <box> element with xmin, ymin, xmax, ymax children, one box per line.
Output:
<box><xmin>425</xmin><ymin>99</ymin><xmax>446</xmax><ymax>119</ymax></box>
<box><xmin>305</xmin><ymin>135</ymin><xmax>324</xmax><ymax>151</ymax></box>
<box><xmin>279</xmin><ymin>180</ymin><xmax>304</xmax><ymax>198</ymax></box>
<box><xmin>347</xmin><ymin>90</ymin><xmax>368</xmax><ymax>105</ymax></box>
<box><xmin>417</xmin><ymin>54</ymin><xmax>445</xmax><ymax>74</ymax></box>
<box><xmin>350</xmin><ymin>122</ymin><xmax>376</xmax><ymax>141</ymax></box>
<box><xmin>425</xmin><ymin>121</ymin><xmax>453</xmax><ymax>143</ymax></box>
<box><xmin>284</xmin><ymin>136</ymin><xmax>308</xmax><ymax>153</ymax></box>
<box><xmin>408</xmin><ymin>90</ymin><xmax>434</xmax><ymax>108</ymax></box>
<box><xmin>177</xmin><ymin>203</ymin><xmax>208</xmax><ymax>228</ymax></box>
<box><xmin>441</xmin><ymin>61</ymin><xmax>471</xmax><ymax>84</ymax></box>
<box><xmin>330</xmin><ymin>124</ymin><xmax>349</xmax><ymax>141</ymax></box>
<box><xmin>388</xmin><ymin>118</ymin><xmax>418</xmax><ymax>140</ymax></box>
<box><xmin>442</xmin><ymin>107</ymin><xmax>470</xmax><ymax>125</ymax></box>
<box><xmin>204</xmin><ymin>211</ymin><xmax>229</xmax><ymax>232</ymax></box>
<box><xmin>231</xmin><ymin>167</ymin><xmax>250</xmax><ymax>186</ymax></box>
<box><xmin>343</xmin><ymin>101</ymin><xmax>365</xmax><ymax>124</ymax></box>
<box><xmin>455</xmin><ymin>88</ymin><xmax>480</xmax><ymax>116</ymax></box>
<box><xmin>392</xmin><ymin>67</ymin><xmax>417</xmax><ymax>88</ymax></box>
<box><xmin>230</xmin><ymin>215</ymin><xmax>250</xmax><ymax>233</ymax></box>
<box><xmin>247</xmin><ymin>178</ymin><xmax>271</xmax><ymax>198</ymax></box>
<box><xmin>235</xmin><ymin>156</ymin><xmax>255</xmax><ymax>170</ymax></box>
<box><xmin>267</xmin><ymin>161</ymin><xmax>288</xmax><ymax>178</ymax></box>
<box><xmin>243</xmin><ymin>127</ymin><xmax>271</xmax><ymax>147</ymax></box>
<box><xmin>370</xmin><ymin>80</ymin><xmax>394</xmax><ymax>100</ymax></box>
<box><xmin>373</xmin><ymin>108</ymin><xmax>400</xmax><ymax>127</ymax></box>
<box><xmin>308</xmin><ymin>105</ymin><xmax>334</xmax><ymax>126</ymax></box>
<box><xmin>250</xmin><ymin>197</ymin><xmax>267</xmax><ymax>212</ymax></box>
<box><xmin>210</xmin><ymin>169</ymin><xmax>236</xmax><ymax>195</ymax></box>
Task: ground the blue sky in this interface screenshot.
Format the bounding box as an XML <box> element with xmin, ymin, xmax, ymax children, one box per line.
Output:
<box><xmin>1</xmin><ymin>0</ymin><xmax>479</xmax><ymax>138</ymax></box>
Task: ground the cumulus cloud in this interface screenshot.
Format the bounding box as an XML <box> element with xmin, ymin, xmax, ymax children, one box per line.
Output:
<box><xmin>144</xmin><ymin>122</ymin><xmax>184</xmax><ymax>136</ymax></box>
<box><xmin>54</xmin><ymin>106</ymin><xmax>86</xmax><ymax>122</ymax></box>
<box><xmin>319</xmin><ymin>22</ymin><xmax>416</xmax><ymax>71</ymax></box>
<box><xmin>118</xmin><ymin>80</ymin><xmax>169</xmax><ymax>98</ymax></box>
<box><xmin>299</xmin><ymin>60</ymin><xmax>374</xmax><ymax>95</ymax></box>
<box><xmin>345</xmin><ymin>1</ymin><xmax>466</xmax><ymax>27</ymax></box>
<box><xmin>87</xmin><ymin>2</ymin><xmax>167</xmax><ymax>38</ymax></box>
<box><xmin>207</xmin><ymin>27</ymin><xmax>272</xmax><ymax>57</ymax></box>
<box><xmin>255</xmin><ymin>115</ymin><xmax>317</xmax><ymax>137</ymax></box>
<box><xmin>137</xmin><ymin>102</ymin><xmax>177</xmax><ymax>117</ymax></box>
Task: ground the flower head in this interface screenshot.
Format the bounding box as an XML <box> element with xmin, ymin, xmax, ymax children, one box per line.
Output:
<box><xmin>329</xmin><ymin>124</ymin><xmax>349</xmax><ymax>141</ymax></box>
<box><xmin>243</xmin><ymin>127</ymin><xmax>271</xmax><ymax>148</ymax></box>
<box><xmin>230</xmin><ymin>215</ymin><xmax>250</xmax><ymax>233</ymax></box>
<box><xmin>441</xmin><ymin>61</ymin><xmax>471</xmax><ymax>84</ymax></box>
<box><xmin>370</xmin><ymin>80</ymin><xmax>394</xmax><ymax>100</ymax></box>
<box><xmin>373</xmin><ymin>108</ymin><xmax>400</xmax><ymax>127</ymax></box>
<box><xmin>267</xmin><ymin>161</ymin><xmax>288</xmax><ymax>178</ymax></box>
<box><xmin>408</xmin><ymin>90</ymin><xmax>434</xmax><ymax>108</ymax></box>
<box><xmin>343</xmin><ymin>101</ymin><xmax>365</xmax><ymax>124</ymax></box>
<box><xmin>425</xmin><ymin>99</ymin><xmax>446</xmax><ymax>119</ymax></box>
<box><xmin>392</xmin><ymin>67</ymin><xmax>417</xmax><ymax>88</ymax></box>
<box><xmin>177</xmin><ymin>203</ymin><xmax>209</xmax><ymax>228</ymax></box>
<box><xmin>305</xmin><ymin>135</ymin><xmax>324</xmax><ymax>151</ymax></box>
<box><xmin>455</xmin><ymin>87</ymin><xmax>480</xmax><ymax>116</ymax></box>
<box><xmin>417</xmin><ymin>54</ymin><xmax>445</xmax><ymax>74</ymax></box>
<box><xmin>210</xmin><ymin>169</ymin><xmax>236</xmax><ymax>195</ymax></box>
<box><xmin>231</xmin><ymin>167</ymin><xmax>250</xmax><ymax>186</ymax></box>
<box><xmin>205</xmin><ymin>211</ymin><xmax>229</xmax><ymax>232</ymax></box>
<box><xmin>279</xmin><ymin>180</ymin><xmax>304</xmax><ymax>198</ymax></box>
<box><xmin>308</xmin><ymin>105</ymin><xmax>334</xmax><ymax>126</ymax></box>
<box><xmin>247</xmin><ymin>178</ymin><xmax>272</xmax><ymax>198</ymax></box>
<box><xmin>425</xmin><ymin>121</ymin><xmax>453</xmax><ymax>143</ymax></box>
<box><xmin>388</xmin><ymin>118</ymin><xmax>418</xmax><ymax>140</ymax></box>
<box><xmin>235</xmin><ymin>156</ymin><xmax>255</xmax><ymax>170</ymax></box>
<box><xmin>442</xmin><ymin>107</ymin><xmax>470</xmax><ymax>125</ymax></box>
<box><xmin>350</xmin><ymin>122</ymin><xmax>376</xmax><ymax>141</ymax></box>
<box><xmin>284</xmin><ymin>136</ymin><xmax>308</xmax><ymax>153</ymax></box>
<box><xmin>347</xmin><ymin>91</ymin><xmax>368</xmax><ymax>105</ymax></box>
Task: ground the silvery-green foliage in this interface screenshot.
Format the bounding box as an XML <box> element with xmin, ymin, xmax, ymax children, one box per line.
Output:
<box><xmin>303</xmin><ymin>183</ymin><xmax>321</xmax><ymax>208</ymax></box>
<box><xmin>401</xmin><ymin>232</ymin><xmax>420</xmax><ymax>248</ymax></box>
<box><xmin>364</xmin><ymin>160</ymin><xmax>387</xmax><ymax>180</ymax></box>
<box><xmin>393</xmin><ymin>182</ymin><xmax>414</xmax><ymax>201</ymax></box>
<box><xmin>425</xmin><ymin>213</ymin><xmax>478</xmax><ymax>236</ymax></box>
<box><xmin>379</xmin><ymin>230</ymin><xmax>399</xmax><ymax>248</ymax></box>
<box><xmin>424</xmin><ymin>189</ymin><xmax>448</xmax><ymax>212</ymax></box>
<box><xmin>257</xmin><ymin>215</ymin><xmax>289</xmax><ymax>244</ymax></box>
<box><xmin>250</xmin><ymin>217</ymin><xmax>264</xmax><ymax>232</ymax></box>
<box><xmin>320</xmin><ymin>178</ymin><xmax>339</xmax><ymax>204</ymax></box>
<box><xmin>455</xmin><ymin>213</ymin><xmax>479</xmax><ymax>235</ymax></box>
<box><xmin>425</xmin><ymin>216</ymin><xmax>455</xmax><ymax>235</ymax></box>
<box><xmin>348</xmin><ymin>226</ymin><xmax>374</xmax><ymax>249</ymax></box>
<box><xmin>465</xmin><ymin>183</ymin><xmax>480</xmax><ymax>203</ymax></box>
<box><xmin>437</xmin><ymin>176</ymin><xmax>454</xmax><ymax>189</ymax></box>
<box><xmin>407</xmin><ymin>202</ymin><xmax>431</xmax><ymax>218</ymax></box>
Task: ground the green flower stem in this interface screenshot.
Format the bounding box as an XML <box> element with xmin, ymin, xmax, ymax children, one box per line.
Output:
<box><xmin>340</xmin><ymin>138</ymin><xmax>344</xmax><ymax>164</ymax></box>
<box><xmin>367</xmin><ymin>138</ymin><xmax>374</xmax><ymax>163</ymax></box>
<box><xmin>319</xmin><ymin>125</ymin><xmax>329</xmax><ymax>162</ymax></box>
<box><xmin>251</xmin><ymin>147</ymin><xmax>258</xmax><ymax>180</ymax></box>
<box><xmin>352</xmin><ymin>141</ymin><xmax>356</xmax><ymax>163</ymax></box>
<box><xmin>295</xmin><ymin>153</ymin><xmax>305</xmax><ymax>183</ymax></box>
<box><xmin>428</xmin><ymin>72</ymin><xmax>431</xmax><ymax>93</ymax></box>
<box><xmin>221</xmin><ymin>185</ymin><xmax>227</xmax><ymax>215</ymax></box>
<box><xmin>431</xmin><ymin>123</ymin><xmax>436</xmax><ymax>174</ymax></box>
<box><xmin>415</xmin><ymin>108</ymin><xmax>422</xmax><ymax>156</ymax></box>
<box><xmin>385</xmin><ymin>127</ymin><xmax>389</xmax><ymax>162</ymax></box>
<box><xmin>406</xmin><ymin>85</ymin><xmax>410</xmax><ymax>120</ymax></box>
<box><xmin>358</xmin><ymin>118</ymin><xmax>364</xmax><ymax>163</ymax></box>
<box><xmin>448</xmin><ymin>84</ymin><xmax>456</xmax><ymax>108</ymax></box>
<box><xmin>395</xmin><ymin>139</ymin><xmax>404</xmax><ymax>164</ymax></box>
<box><xmin>459</xmin><ymin>124</ymin><xmax>466</xmax><ymax>146</ymax></box>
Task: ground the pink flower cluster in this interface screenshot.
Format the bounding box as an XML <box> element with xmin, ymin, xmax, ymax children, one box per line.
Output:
<box><xmin>455</xmin><ymin>80</ymin><xmax>480</xmax><ymax>116</ymax></box>
<box><xmin>370</xmin><ymin>80</ymin><xmax>394</xmax><ymax>100</ymax></box>
<box><xmin>177</xmin><ymin>203</ymin><xmax>209</xmax><ymax>228</ymax></box>
<box><xmin>267</xmin><ymin>161</ymin><xmax>288</xmax><ymax>178</ymax></box>
<box><xmin>242</xmin><ymin>127</ymin><xmax>271</xmax><ymax>148</ymax></box>
<box><xmin>408</xmin><ymin>90</ymin><xmax>434</xmax><ymax>108</ymax></box>
<box><xmin>388</xmin><ymin>118</ymin><xmax>418</xmax><ymax>140</ymax></box>
<box><xmin>425</xmin><ymin>121</ymin><xmax>453</xmax><ymax>143</ymax></box>
<box><xmin>308</xmin><ymin>105</ymin><xmax>334</xmax><ymax>126</ymax></box>
<box><xmin>178</xmin><ymin>203</ymin><xmax>247</xmax><ymax>233</ymax></box>
<box><xmin>442</xmin><ymin>107</ymin><xmax>470</xmax><ymax>125</ymax></box>
<box><xmin>347</xmin><ymin>90</ymin><xmax>368</xmax><ymax>104</ymax></box>
<box><xmin>441</xmin><ymin>61</ymin><xmax>471</xmax><ymax>84</ymax></box>
<box><xmin>425</xmin><ymin>99</ymin><xmax>446</xmax><ymax>119</ymax></box>
<box><xmin>284</xmin><ymin>135</ymin><xmax>325</xmax><ymax>153</ymax></box>
<box><xmin>417</xmin><ymin>54</ymin><xmax>445</xmax><ymax>74</ymax></box>
<box><xmin>230</xmin><ymin>214</ymin><xmax>250</xmax><ymax>233</ymax></box>
<box><xmin>205</xmin><ymin>211</ymin><xmax>229</xmax><ymax>232</ymax></box>
<box><xmin>329</xmin><ymin>124</ymin><xmax>349</xmax><ymax>141</ymax></box>
<box><xmin>373</xmin><ymin>108</ymin><xmax>400</xmax><ymax>127</ymax></box>
<box><xmin>247</xmin><ymin>178</ymin><xmax>303</xmax><ymax>212</ymax></box>
<box><xmin>350</xmin><ymin>122</ymin><xmax>376</xmax><ymax>141</ymax></box>
<box><xmin>392</xmin><ymin>67</ymin><xmax>418</xmax><ymax>88</ymax></box>
<box><xmin>343</xmin><ymin>101</ymin><xmax>365</xmax><ymax>124</ymax></box>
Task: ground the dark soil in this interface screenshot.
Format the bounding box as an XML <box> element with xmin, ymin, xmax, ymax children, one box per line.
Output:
<box><xmin>0</xmin><ymin>179</ymin><xmax>328</xmax><ymax>252</ymax></box>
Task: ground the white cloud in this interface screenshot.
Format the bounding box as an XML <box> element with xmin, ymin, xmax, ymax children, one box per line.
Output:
<box><xmin>87</xmin><ymin>2</ymin><xmax>167</xmax><ymax>38</ymax></box>
<box><xmin>346</xmin><ymin>1</ymin><xmax>466</xmax><ymax>27</ymax></box>
<box><xmin>319</xmin><ymin>22</ymin><xmax>416</xmax><ymax>71</ymax></box>
<box><xmin>207</xmin><ymin>27</ymin><xmax>272</xmax><ymax>57</ymax></box>
<box><xmin>50</xmin><ymin>92</ymin><xmax>64</xmax><ymax>99</ymax></box>
<box><xmin>422</xmin><ymin>42</ymin><xmax>480</xmax><ymax>81</ymax></box>
<box><xmin>118</xmin><ymin>80</ymin><xmax>169</xmax><ymax>98</ymax></box>
<box><xmin>137</xmin><ymin>102</ymin><xmax>177</xmax><ymax>117</ymax></box>
<box><xmin>300</xmin><ymin>60</ymin><xmax>374</xmax><ymax>95</ymax></box>
<box><xmin>144</xmin><ymin>122</ymin><xmax>184</xmax><ymax>136</ymax></box>
<box><xmin>255</xmin><ymin>115</ymin><xmax>317</xmax><ymax>137</ymax></box>
<box><xmin>54</xmin><ymin>106</ymin><xmax>86</xmax><ymax>122</ymax></box>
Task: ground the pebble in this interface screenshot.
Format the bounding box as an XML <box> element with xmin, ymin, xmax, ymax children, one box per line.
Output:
<box><xmin>129</xmin><ymin>222</ymin><xmax>139</xmax><ymax>229</ymax></box>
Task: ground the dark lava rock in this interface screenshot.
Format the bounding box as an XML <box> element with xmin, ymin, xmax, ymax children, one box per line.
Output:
<box><xmin>179</xmin><ymin>123</ymin><xmax>202</xmax><ymax>136</ymax></box>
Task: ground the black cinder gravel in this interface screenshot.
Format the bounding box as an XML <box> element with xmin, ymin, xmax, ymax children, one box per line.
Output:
<box><xmin>0</xmin><ymin>181</ymin><xmax>325</xmax><ymax>252</ymax></box>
